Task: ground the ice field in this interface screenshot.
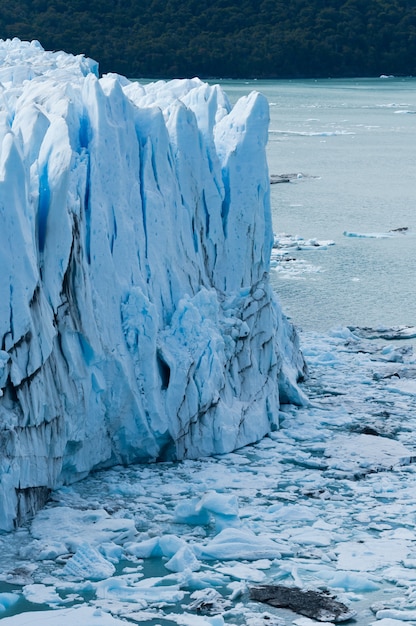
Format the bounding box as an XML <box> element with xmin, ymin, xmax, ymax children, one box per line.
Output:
<box><xmin>1</xmin><ymin>326</ymin><xmax>416</xmax><ymax>625</ymax></box>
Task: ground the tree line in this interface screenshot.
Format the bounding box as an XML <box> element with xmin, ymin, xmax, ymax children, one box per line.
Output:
<box><xmin>1</xmin><ymin>0</ymin><xmax>415</xmax><ymax>78</ymax></box>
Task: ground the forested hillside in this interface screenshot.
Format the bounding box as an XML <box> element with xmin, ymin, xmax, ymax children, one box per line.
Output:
<box><xmin>1</xmin><ymin>0</ymin><xmax>415</xmax><ymax>78</ymax></box>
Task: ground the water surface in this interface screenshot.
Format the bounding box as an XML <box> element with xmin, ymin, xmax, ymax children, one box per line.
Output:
<box><xmin>219</xmin><ymin>77</ymin><xmax>416</xmax><ymax>332</ymax></box>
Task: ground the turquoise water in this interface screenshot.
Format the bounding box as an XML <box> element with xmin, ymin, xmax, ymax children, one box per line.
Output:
<box><xmin>218</xmin><ymin>77</ymin><xmax>416</xmax><ymax>332</ymax></box>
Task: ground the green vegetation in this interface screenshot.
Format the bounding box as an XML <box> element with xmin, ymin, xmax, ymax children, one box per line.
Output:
<box><xmin>1</xmin><ymin>0</ymin><xmax>415</xmax><ymax>78</ymax></box>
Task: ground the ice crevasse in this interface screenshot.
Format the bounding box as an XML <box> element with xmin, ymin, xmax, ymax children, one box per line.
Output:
<box><xmin>0</xmin><ymin>39</ymin><xmax>307</xmax><ymax>531</ymax></box>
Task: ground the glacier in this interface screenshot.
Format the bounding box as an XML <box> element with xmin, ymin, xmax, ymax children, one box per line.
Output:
<box><xmin>0</xmin><ymin>38</ymin><xmax>306</xmax><ymax>531</ymax></box>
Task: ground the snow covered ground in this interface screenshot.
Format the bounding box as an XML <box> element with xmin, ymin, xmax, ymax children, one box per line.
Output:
<box><xmin>1</xmin><ymin>327</ymin><xmax>416</xmax><ymax>625</ymax></box>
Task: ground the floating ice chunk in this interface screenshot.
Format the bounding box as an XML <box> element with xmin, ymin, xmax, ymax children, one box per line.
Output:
<box><xmin>175</xmin><ymin>612</ymin><xmax>226</xmax><ymax>625</ymax></box>
<box><xmin>271</xmin><ymin>258</ymin><xmax>323</xmax><ymax>279</ymax></box>
<box><xmin>61</xmin><ymin>542</ymin><xmax>116</xmax><ymax>580</ymax></box>
<box><xmin>179</xmin><ymin>569</ymin><xmax>230</xmax><ymax>590</ymax></box>
<box><xmin>336</xmin><ymin>538</ymin><xmax>410</xmax><ymax>572</ymax></box>
<box><xmin>324</xmin><ymin>434</ymin><xmax>414</xmax><ymax>473</ymax></box>
<box><xmin>376</xmin><ymin>345</ymin><xmax>412</xmax><ymax>363</ymax></box>
<box><xmin>197</xmin><ymin>491</ymin><xmax>240</xmax><ymax>530</ymax></box>
<box><xmin>370</xmin><ymin>617</ymin><xmax>409</xmax><ymax>626</ymax></box>
<box><xmin>326</xmin><ymin>570</ymin><xmax>380</xmax><ymax>592</ymax></box>
<box><xmin>268</xmin><ymin>503</ymin><xmax>318</xmax><ymax>522</ymax></box>
<box><xmin>159</xmin><ymin>535</ymin><xmax>194</xmax><ymax>560</ymax></box>
<box><xmin>174</xmin><ymin>491</ymin><xmax>240</xmax><ymax>530</ymax></box>
<box><xmin>273</xmin><ymin>233</ymin><xmax>335</xmax><ymax>251</ymax></box>
<box><xmin>329</xmin><ymin>327</ymin><xmax>358</xmax><ymax>340</ymax></box>
<box><xmin>301</xmin><ymin>350</ymin><xmax>341</xmax><ymax>368</ymax></box>
<box><xmin>285</xmin><ymin>527</ymin><xmax>333</xmax><ymax>547</ymax></box>
<box><xmin>227</xmin><ymin>580</ymin><xmax>247</xmax><ymax>600</ymax></box>
<box><xmin>125</xmin><ymin>537</ymin><xmax>160</xmax><ymax>558</ymax></box>
<box><xmin>0</xmin><ymin>563</ymin><xmax>38</xmax><ymax>585</ymax></box>
<box><xmin>343</xmin><ymin>231</ymin><xmax>393</xmax><ymax>238</ymax></box>
<box><xmin>116</xmin><ymin>609</ymin><xmax>171</xmax><ymax>623</ymax></box>
<box><xmin>251</xmin><ymin>559</ymin><xmax>273</xmax><ymax>570</ymax></box>
<box><xmin>22</xmin><ymin>584</ymin><xmax>62</xmax><ymax>606</ymax></box>
<box><xmin>199</xmin><ymin>528</ymin><xmax>282</xmax><ymax>560</ymax></box>
<box><xmin>270</xmin><ymin>129</ymin><xmax>354</xmax><ymax>137</ymax></box>
<box><xmin>197</xmin><ymin>491</ymin><xmax>239</xmax><ymax>517</ymax></box>
<box><xmin>36</xmin><ymin>541</ymin><xmax>68</xmax><ymax>561</ymax></box>
<box><xmin>95</xmin><ymin>576</ymin><xmax>184</xmax><ymax>605</ymax></box>
<box><xmin>382</xmin><ymin>566</ymin><xmax>416</xmax><ymax>584</ymax></box>
<box><xmin>0</xmin><ymin>606</ymin><xmax>132</xmax><ymax>625</ymax></box>
<box><xmin>385</xmin><ymin>379</ymin><xmax>416</xmax><ymax>396</ymax></box>
<box><xmin>188</xmin><ymin>588</ymin><xmax>231</xmax><ymax>614</ymax></box>
<box><xmin>98</xmin><ymin>542</ymin><xmax>124</xmax><ymax>564</ymax></box>
<box><xmin>216</xmin><ymin>562</ymin><xmax>267</xmax><ymax>582</ymax></box>
<box><xmin>0</xmin><ymin>592</ymin><xmax>20</xmax><ymax>612</ymax></box>
<box><xmin>376</xmin><ymin>609</ymin><xmax>416</xmax><ymax>621</ymax></box>
<box><xmin>126</xmin><ymin>534</ymin><xmax>186</xmax><ymax>559</ymax></box>
<box><xmin>125</xmin><ymin>536</ymin><xmax>161</xmax><ymax>558</ymax></box>
<box><xmin>107</xmin><ymin>483</ymin><xmax>146</xmax><ymax>497</ymax></box>
<box><xmin>31</xmin><ymin>507</ymin><xmax>136</xmax><ymax>550</ymax></box>
<box><xmin>165</xmin><ymin>545</ymin><xmax>201</xmax><ymax>572</ymax></box>
<box><xmin>174</xmin><ymin>497</ymin><xmax>212</xmax><ymax>525</ymax></box>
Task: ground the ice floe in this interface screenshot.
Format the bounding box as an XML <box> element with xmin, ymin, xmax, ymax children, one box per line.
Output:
<box><xmin>270</xmin><ymin>233</ymin><xmax>335</xmax><ymax>279</ymax></box>
<box><xmin>269</xmin><ymin>129</ymin><xmax>355</xmax><ymax>137</ymax></box>
<box><xmin>0</xmin><ymin>593</ymin><xmax>20</xmax><ymax>613</ymax></box>
<box><xmin>61</xmin><ymin>543</ymin><xmax>116</xmax><ymax>581</ymax></box>
<box><xmin>198</xmin><ymin>528</ymin><xmax>284</xmax><ymax>561</ymax></box>
<box><xmin>343</xmin><ymin>228</ymin><xmax>409</xmax><ymax>238</ymax></box>
<box><xmin>273</xmin><ymin>233</ymin><xmax>335</xmax><ymax>252</ymax></box>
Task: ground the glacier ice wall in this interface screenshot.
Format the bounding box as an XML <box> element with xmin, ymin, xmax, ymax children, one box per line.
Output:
<box><xmin>0</xmin><ymin>39</ymin><xmax>306</xmax><ymax>531</ymax></box>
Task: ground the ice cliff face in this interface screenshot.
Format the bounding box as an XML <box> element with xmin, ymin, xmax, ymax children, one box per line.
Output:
<box><xmin>0</xmin><ymin>39</ymin><xmax>306</xmax><ymax>531</ymax></box>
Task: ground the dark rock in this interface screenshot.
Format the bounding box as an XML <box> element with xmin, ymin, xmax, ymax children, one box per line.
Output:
<box><xmin>270</xmin><ymin>172</ymin><xmax>319</xmax><ymax>184</ymax></box>
<box><xmin>249</xmin><ymin>584</ymin><xmax>356</xmax><ymax>623</ymax></box>
<box><xmin>348</xmin><ymin>325</ymin><xmax>416</xmax><ymax>341</ymax></box>
<box><xmin>355</xmin><ymin>425</ymin><xmax>380</xmax><ymax>436</ymax></box>
<box><xmin>270</xmin><ymin>174</ymin><xmax>291</xmax><ymax>184</ymax></box>
<box><xmin>389</xmin><ymin>226</ymin><xmax>408</xmax><ymax>233</ymax></box>
<box><xmin>16</xmin><ymin>486</ymin><xmax>51</xmax><ymax>527</ymax></box>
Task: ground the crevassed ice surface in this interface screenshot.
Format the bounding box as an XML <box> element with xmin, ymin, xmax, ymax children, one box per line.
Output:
<box><xmin>0</xmin><ymin>39</ymin><xmax>306</xmax><ymax>531</ymax></box>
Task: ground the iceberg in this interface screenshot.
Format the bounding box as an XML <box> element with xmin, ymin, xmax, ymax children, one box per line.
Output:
<box><xmin>0</xmin><ymin>38</ymin><xmax>306</xmax><ymax>531</ymax></box>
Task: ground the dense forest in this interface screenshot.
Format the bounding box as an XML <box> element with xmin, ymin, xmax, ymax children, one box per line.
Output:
<box><xmin>1</xmin><ymin>0</ymin><xmax>416</xmax><ymax>78</ymax></box>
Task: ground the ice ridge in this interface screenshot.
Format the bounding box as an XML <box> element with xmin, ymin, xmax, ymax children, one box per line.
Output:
<box><xmin>0</xmin><ymin>39</ymin><xmax>306</xmax><ymax>531</ymax></box>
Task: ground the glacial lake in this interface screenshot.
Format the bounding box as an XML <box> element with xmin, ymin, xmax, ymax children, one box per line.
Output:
<box><xmin>219</xmin><ymin>77</ymin><xmax>416</xmax><ymax>334</ymax></box>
